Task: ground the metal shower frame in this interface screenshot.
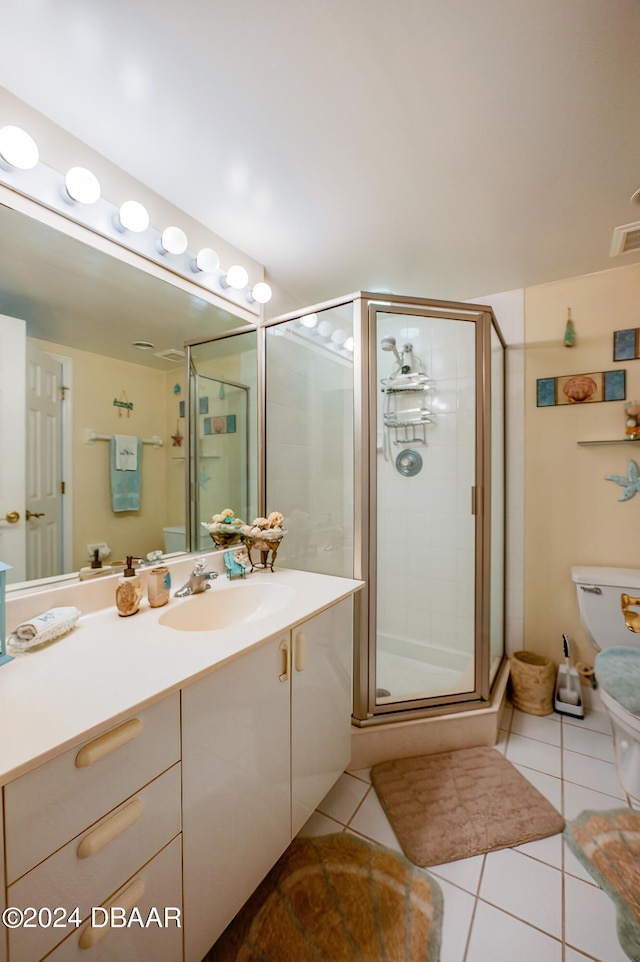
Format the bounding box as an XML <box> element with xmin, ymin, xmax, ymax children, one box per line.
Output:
<box><xmin>184</xmin><ymin>291</ymin><xmax>506</xmax><ymax>725</ymax></box>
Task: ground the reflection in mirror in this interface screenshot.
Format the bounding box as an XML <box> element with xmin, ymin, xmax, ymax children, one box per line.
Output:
<box><xmin>0</xmin><ymin>199</ymin><xmax>251</xmax><ymax>587</ymax></box>
<box><xmin>188</xmin><ymin>332</ymin><xmax>258</xmax><ymax>551</ymax></box>
<box><xmin>265</xmin><ymin>305</ymin><xmax>354</xmax><ymax>578</ymax></box>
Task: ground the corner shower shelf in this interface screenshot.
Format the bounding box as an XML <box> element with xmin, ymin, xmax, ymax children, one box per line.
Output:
<box><xmin>381</xmin><ymin>375</ymin><xmax>433</xmax><ymax>452</ymax></box>
<box><xmin>384</xmin><ymin>413</ymin><xmax>432</xmax><ymax>428</ymax></box>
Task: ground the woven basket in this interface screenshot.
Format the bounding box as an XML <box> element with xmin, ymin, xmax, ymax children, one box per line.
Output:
<box><xmin>510</xmin><ymin>650</ymin><xmax>556</xmax><ymax>716</ymax></box>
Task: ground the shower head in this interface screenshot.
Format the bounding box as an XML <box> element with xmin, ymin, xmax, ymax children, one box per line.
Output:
<box><xmin>381</xmin><ymin>336</ymin><xmax>402</xmax><ymax>365</ymax></box>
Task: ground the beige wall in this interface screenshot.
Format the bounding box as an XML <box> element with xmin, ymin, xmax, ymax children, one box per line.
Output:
<box><xmin>524</xmin><ymin>261</ymin><xmax>640</xmax><ymax>667</ymax></box>
<box><xmin>34</xmin><ymin>339</ymin><xmax>172</xmax><ymax>569</ymax></box>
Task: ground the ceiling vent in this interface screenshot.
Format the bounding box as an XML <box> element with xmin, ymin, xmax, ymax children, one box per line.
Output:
<box><xmin>153</xmin><ymin>348</ymin><xmax>185</xmax><ymax>363</ymax></box>
<box><xmin>610</xmin><ymin>222</ymin><xmax>640</xmax><ymax>257</ymax></box>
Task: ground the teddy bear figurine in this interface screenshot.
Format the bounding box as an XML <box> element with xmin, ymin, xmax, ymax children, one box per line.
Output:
<box><xmin>624</xmin><ymin>400</ymin><xmax>640</xmax><ymax>440</ymax></box>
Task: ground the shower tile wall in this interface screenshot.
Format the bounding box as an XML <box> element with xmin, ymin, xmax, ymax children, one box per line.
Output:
<box><xmin>377</xmin><ymin>317</ymin><xmax>477</xmax><ymax>677</ymax></box>
<box><xmin>266</xmin><ymin>330</ymin><xmax>354</xmax><ymax>579</ymax></box>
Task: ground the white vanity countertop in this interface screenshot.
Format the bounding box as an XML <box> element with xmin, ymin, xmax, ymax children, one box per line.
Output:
<box><xmin>0</xmin><ymin>568</ymin><xmax>363</xmax><ymax>785</ymax></box>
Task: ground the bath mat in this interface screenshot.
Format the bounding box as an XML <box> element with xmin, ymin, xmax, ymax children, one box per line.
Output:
<box><xmin>371</xmin><ymin>745</ymin><xmax>564</xmax><ymax>866</ymax></box>
<box><xmin>205</xmin><ymin>833</ymin><xmax>443</xmax><ymax>962</ymax></box>
<box><xmin>565</xmin><ymin>808</ymin><xmax>640</xmax><ymax>962</ymax></box>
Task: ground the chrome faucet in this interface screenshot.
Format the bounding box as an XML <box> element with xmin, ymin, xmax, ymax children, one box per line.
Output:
<box><xmin>175</xmin><ymin>557</ymin><xmax>219</xmax><ymax>597</ymax></box>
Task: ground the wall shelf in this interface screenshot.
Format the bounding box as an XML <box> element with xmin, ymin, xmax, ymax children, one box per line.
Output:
<box><xmin>577</xmin><ymin>439</ymin><xmax>640</xmax><ymax>446</ymax></box>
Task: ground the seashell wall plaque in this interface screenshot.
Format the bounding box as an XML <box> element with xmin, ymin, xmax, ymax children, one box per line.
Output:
<box><xmin>536</xmin><ymin>369</ymin><xmax>626</xmax><ymax>407</ymax></box>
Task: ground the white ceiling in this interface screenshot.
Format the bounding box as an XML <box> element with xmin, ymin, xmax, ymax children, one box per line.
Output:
<box><xmin>1</xmin><ymin>0</ymin><xmax>640</xmax><ymax>308</ymax></box>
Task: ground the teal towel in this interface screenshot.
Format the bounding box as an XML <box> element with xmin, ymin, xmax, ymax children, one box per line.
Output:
<box><xmin>110</xmin><ymin>437</ymin><xmax>142</xmax><ymax>512</ymax></box>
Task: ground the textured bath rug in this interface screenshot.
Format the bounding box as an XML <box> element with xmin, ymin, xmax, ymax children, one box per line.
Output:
<box><xmin>205</xmin><ymin>833</ymin><xmax>443</xmax><ymax>962</ymax></box>
<box><xmin>371</xmin><ymin>745</ymin><xmax>564</xmax><ymax>866</ymax></box>
<box><xmin>565</xmin><ymin>808</ymin><xmax>640</xmax><ymax>962</ymax></box>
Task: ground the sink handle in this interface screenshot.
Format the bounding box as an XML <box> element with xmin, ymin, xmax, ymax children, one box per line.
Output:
<box><xmin>278</xmin><ymin>638</ymin><xmax>290</xmax><ymax>682</ymax></box>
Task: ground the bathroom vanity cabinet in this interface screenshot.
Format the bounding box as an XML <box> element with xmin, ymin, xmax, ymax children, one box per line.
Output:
<box><xmin>0</xmin><ymin>569</ymin><xmax>360</xmax><ymax>962</ymax></box>
<box><xmin>182</xmin><ymin>598</ymin><xmax>353</xmax><ymax>962</ymax></box>
<box><xmin>3</xmin><ymin>696</ymin><xmax>183</xmax><ymax>962</ymax></box>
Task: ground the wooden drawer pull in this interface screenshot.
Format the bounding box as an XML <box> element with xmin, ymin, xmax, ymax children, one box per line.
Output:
<box><xmin>78</xmin><ymin>877</ymin><xmax>146</xmax><ymax>950</ymax></box>
<box><xmin>75</xmin><ymin>718</ymin><xmax>143</xmax><ymax>768</ymax></box>
<box><xmin>77</xmin><ymin>799</ymin><xmax>144</xmax><ymax>860</ymax></box>
<box><xmin>294</xmin><ymin>631</ymin><xmax>306</xmax><ymax>672</ymax></box>
<box><xmin>278</xmin><ymin>638</ymin><xmax>290</xmax><ymax>682</ymax></box>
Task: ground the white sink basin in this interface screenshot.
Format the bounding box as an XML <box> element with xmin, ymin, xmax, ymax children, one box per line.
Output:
<box><xmin>158</xmin><ymin>582</ymin><xmax>295</xmax><ymax>632</ymax></box>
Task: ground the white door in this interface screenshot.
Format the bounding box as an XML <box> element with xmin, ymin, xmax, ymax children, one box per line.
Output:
<box><xmin>181</xmin><ymin>637</ymin><xmax>290</xmax><ymax>962</ymax></box>
<box><xmin>25</xmin><ymin>341</ymin><xmax>63</xmax><ymax>580</ymax></box>
<box><xmin>0</xmin><ymin>315</ymin><xmax>26</xmax><ymax>583</ymax></box>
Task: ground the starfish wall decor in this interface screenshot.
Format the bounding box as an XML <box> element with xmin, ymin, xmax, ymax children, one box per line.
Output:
<box><xmin>605</xmin><ymin>459</ymin><xmax>640</xmax><ymax>501</ymax></box>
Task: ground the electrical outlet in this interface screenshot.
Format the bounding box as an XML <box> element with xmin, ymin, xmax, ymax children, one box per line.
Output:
<box><xmin>87</xmin><ymin>542</ymin><xmax>111</xmax><ymax>559</ymax></box>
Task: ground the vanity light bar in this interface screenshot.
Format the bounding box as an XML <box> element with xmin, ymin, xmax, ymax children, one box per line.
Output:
<box><xmin>0</xmin><ymin>125</ymin><xmax>270</xmax><ymax>314</ymax></box>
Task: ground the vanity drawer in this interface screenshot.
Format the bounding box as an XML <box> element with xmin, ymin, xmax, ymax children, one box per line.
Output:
<box><xmin>4</xmin><ymin>693</ymin><xmax>180</xmax><ymax>884</ymax></box>
<box><xmin>7</xmin><ymin>763</ymin><xmax>181</xmax><ymax>962</ymax></box>
<box><xmin>43</xmin><ymin>835</ymin><xmax>183</xmax><ymax>962</ymax></box>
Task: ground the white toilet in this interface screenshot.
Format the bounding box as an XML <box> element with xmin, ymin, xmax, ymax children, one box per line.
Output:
<box><xmin>163</xmin><ymin>525</ymin><xmax>211</xmax><ymax>553</ymax></box>
<box><xmin>573</xmin><ymin>565</ymin><xmax>640</xmax><ymax>806</ymax></box>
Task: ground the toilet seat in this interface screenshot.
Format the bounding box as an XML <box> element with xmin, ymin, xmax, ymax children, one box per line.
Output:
<box><xmin>595</xmin><ymin>647</ymin><xmax>640</xmax><ymax>717</ymax></box>
<box><xmin>595</xmin><ymin>648</ymin><xmax>640</xmax><ymax>808</ymax></box>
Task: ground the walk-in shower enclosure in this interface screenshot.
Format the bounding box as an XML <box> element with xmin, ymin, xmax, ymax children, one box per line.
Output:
<box><xmin>186</xmin><ymin>293</ymin><xmax>505</xmax><ymax>724</ymax></box>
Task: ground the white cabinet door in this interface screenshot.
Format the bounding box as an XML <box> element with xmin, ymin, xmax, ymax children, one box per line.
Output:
<box><xmin>291</xmin><ymin>597</ymin><xmax>354</xmax><ymax>836</ymax></box>
<box><xmin>181</xmin><ymin>637</ymin><xmax>291</xmax><ymax>962</ymax></box>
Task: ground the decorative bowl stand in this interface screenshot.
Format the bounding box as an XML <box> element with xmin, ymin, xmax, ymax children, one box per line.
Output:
<box><xmin>245</xmin><ymin>535</ymin><xmax>285</xmax><ymax>572</ymax></box>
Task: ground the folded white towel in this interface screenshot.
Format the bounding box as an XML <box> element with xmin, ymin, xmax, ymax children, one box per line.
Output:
<box><xmin>114</xmin><ymin>435</ymin><xmax>138</xmax><ymax>471</ymax></box>
<box><xmin>9</xmin><ymin>606</ymin><xmax>81</xmax><ymax>652</ymax></box>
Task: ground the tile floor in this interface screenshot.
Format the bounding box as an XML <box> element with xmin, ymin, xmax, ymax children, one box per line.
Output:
<box><xmin>300</xmin><ymin>690</ymin><xmax>632</xmax><ymax>962</ymax></box>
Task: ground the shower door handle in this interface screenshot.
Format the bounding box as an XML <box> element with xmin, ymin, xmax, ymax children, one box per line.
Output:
<box><xmin>294</xmin><ymin>632</ymin><xmax>306</xmax><ymax>672</ymax></box>
<box><xmin>278</xmin><ymin>638</ymin><xmax>291</xmax><ymax>682</ymax></box>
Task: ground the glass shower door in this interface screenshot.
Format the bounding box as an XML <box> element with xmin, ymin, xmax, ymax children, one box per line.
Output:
<box><xmin>187</xmin><ymin>331</ymin><xmax>258</xmax><ymax>552</ymax></box>
<box><xmin>372</xmin><ymin>306</ymin><xmax>479</xmax><ymax>707</ymax></box>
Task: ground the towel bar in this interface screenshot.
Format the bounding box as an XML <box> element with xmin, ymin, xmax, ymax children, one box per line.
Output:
<box><xmin>84</xmin><ymin>429</ymin><xmax>163</xmax><ymax>447</ymax></box>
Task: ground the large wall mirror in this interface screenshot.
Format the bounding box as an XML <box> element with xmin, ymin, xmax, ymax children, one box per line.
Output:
<box><xmin>0</xmin><ymin>195</ymin><xmax>253</xmax><ymax>588</ymax></box>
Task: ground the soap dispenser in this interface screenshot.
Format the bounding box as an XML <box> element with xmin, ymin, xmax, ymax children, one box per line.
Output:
<box><xmin>115</xmin><ymin>556</ymin><xmax>142</xmax><ymax>617</ymax></box>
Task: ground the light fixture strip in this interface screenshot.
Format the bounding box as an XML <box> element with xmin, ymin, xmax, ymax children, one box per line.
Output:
<box><xmin>0</xmin><ymin>141</ymin><xmax>261</xmax><ymax>316</ymax></box>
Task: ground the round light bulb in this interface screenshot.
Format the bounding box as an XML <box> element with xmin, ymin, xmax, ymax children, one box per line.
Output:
<box><xmin>318</xmin><ymin>320</ymin><xmax>334</xmax><ymax>338</ymax></box>
<box><xmin>250</xmin><ymin>281</ymin><xmax>272</xmax><ymax>304</ymax></box>
<box><xmin>0</xmin><ymin>125</ymin><xmax>39</xmax><ymax>170</ymax></box>
<box><xmin>117</xmin><ymin>200</ymin><xmax>150</xmax><ymax>232</ymax></box>
<box><xmin>224</xmin><ymin>265</ymin><xmax>249</xmax><ymax>289</ymax></box>
<box><xmin>331</xmin><ymin>328</ymin><xmax>347</xmax><ymax>346</ymax></box>
<box><xmin>194</xmin><ymin>247</ymin><xmax>220</xmax><ymax>273</ymax></box>
<box><xmin>301</xmin><ymin>313</ymin><xmax>318</xmax><ymax>329</ymax></box>
<box><xmin>160</xmin><ymin>226</ymin><xmax>188</xmax><ymax>255</ymax></box>
<box><xmin>344</xmin><ymin>336</ymin><xmax>354</xmax><ymax>352</ymax></box>
<box><xmin>65</xmin><ymin>166</ymin><xmax>101</xmax><ymax>204</ymax></box>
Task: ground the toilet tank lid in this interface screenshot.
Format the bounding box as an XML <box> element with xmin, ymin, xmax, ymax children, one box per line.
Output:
<box><xmin>572</xmin><ymin>565</ymin><xmax>640</xmax><ymax>590</ymax></box>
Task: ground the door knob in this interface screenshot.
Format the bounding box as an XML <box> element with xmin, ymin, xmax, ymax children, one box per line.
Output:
<box><xmin>5</xmin><ymin>511</ymin><xmax>20</xmax><ymax>524</ymax></box>
<box><xmin>26</xmin><ymin>510</ymin><xmax>45</xmax><ymax>520</ymax></box>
